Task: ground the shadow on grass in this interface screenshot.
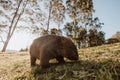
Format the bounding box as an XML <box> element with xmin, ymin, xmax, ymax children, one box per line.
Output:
<box><xmin>31</xmin><ymin>60</ymin><xmax>120</xmax><ymax>80</ymax></box>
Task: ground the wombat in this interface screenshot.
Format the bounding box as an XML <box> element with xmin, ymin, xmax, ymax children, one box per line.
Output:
<box><xmin>30</xmin><ymin>35</ymin><xmax>78</xmax><ymax>68</ymax></box>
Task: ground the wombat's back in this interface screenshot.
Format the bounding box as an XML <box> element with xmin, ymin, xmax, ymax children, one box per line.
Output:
<box><xmin>30</xmin><ymin>35</ymin><xmax>61</xmax><ymax>56</ymax></box>
<box><xmin>34</xmin><ymin>35</ymin><xmax>60</xmax><ymax>44</ymax></box>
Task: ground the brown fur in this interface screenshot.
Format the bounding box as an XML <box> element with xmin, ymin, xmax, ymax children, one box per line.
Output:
<box><xmin>30</xmin><ymin>35</ymin><xmax>78</xmax><ymax>68</ymax></box>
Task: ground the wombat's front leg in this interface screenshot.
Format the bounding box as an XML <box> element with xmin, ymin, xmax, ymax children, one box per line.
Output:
<box><xmin>30</xmin><ymin>56</ymin><xmax>36</xmax><ymax>67</ymax></box>
<box><xmin>40</xmin><ymin>58</ymin><xmax>50</xmax><ymax>69</ymax></box>
<box><xmin>56</xmin><ymin>56</ymin><xmax>65</xmax><ymax>63</ymax></box>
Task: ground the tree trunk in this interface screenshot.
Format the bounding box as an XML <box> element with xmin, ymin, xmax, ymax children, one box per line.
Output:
<box><xmin>1</xmin><ymin>0</ymin><xmax>28</xmax><ymax>52</ymax></box>
<box><xmin>2</xmin><ymin>13</ymin><xmax>22</xmax><ymax>52</ymax></box>
<box><xmin>1</xmin><ymin>35</ymin><xmax>11</xmax><ymax>52</ymax></box>
<box><xmin>47</xmin><ymin>0</ymin><xmax>52</xmax><ymax>32</ymax></box>
<box><xmin>73</xmin><ymin>19</ymin><xmax>77</xmax><ymax>46</ymax></box>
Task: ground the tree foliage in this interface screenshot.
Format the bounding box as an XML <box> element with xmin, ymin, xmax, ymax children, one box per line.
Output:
<box><xmin>0</xmin><ymin>0</ymin><xmax>106</xmax><ymax>51</ymax></box>
<box><xmin>39</xmin><ymin>0</ymin><xmax>65</xmax><ymax>34</ymax></box>
<box><xmin>0</xmin><ymin>0</ymin><xmax>47</xmax><ymax>52</ymax></box>
<box><xmin>51</xmin><ymin>0</ymin><xmax>65</xmax><ymax>29</ymax></box>
<box><xmin>64</xmin><ymin>17</ymin><xmax>105</xmax><ymax>48</ymax></box>
<box><xmin>0</xmin><ymin>0</ymin><xmax>29</xmax><ymax>52</ymax></box>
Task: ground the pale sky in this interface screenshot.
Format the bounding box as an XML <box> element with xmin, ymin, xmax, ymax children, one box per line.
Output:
<box><xmin>0</xmin><ymin>0</ymin><xmax>120</xmax><ymax>51</ymax></box>
<box><xmin>93</xmin><ymin>0</ymin><xmax>120</xmax><ymax>39</ymax></box>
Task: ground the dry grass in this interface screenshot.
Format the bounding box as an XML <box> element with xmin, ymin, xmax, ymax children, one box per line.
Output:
<box><xmin>0</xmin><ymin>43</ymin><xmax>120</xmax><ymax>80</ymax></box>
<box><xmin>0</xmin><ymin>52</ymin><xmax>30</xmax><ymax>80</ymax></box>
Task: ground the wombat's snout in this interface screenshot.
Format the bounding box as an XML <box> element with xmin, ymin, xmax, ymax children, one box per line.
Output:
<box><xmin>71</xmin><ymin>53</ymin><xmax>79</xmax><ymax>60</ymax></box>
<box><xmin>74</xmin><ymin>50</ymin><xmax>79</xmax><ymax>60</ymax></box>
<box><xmin>74</xmin><ymin>55</ymin><xmax>79</xmax><ymax>60</ymax></box>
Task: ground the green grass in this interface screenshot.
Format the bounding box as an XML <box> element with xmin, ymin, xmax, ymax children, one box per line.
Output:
<box><xmin>0</xmin><ymin>43</ymin><xmax>120</xmax><ymax>80</ymax></box>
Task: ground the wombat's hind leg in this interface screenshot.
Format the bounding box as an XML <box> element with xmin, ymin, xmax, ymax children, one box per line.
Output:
<box><xmin>56</xmin><ymin>56</ymin><xmax>65</xmax><ymax>63</ymax></box>
<box><xmin>40</xmin><ymin>59</ymin><xmax>50</xmax><ymax>69</ymax></box>
<box><xmin>30</xmin><ymin>56</ymin><xmax>36</xmax><ymax>67</ymax></box>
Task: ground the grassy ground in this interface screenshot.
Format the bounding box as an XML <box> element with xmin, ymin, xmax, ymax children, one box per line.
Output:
<box><xmin>0</xmin><ymin>42</ymin><xmax>120</xmax><ymax>80</ymax></box>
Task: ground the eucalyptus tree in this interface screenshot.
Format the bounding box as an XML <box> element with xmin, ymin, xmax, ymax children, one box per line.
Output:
<box><xmin>0</xmin><ymin>0</ymin><xmax>29</xmax><ymax>52</ymax></box>
<box><xmin>0</xmin><ymin>0</ymin><xmax>45</xmax><ymax>52</ymax></box>
<box><xmin>51</xmin><ymin>0</ymin><xmax>65</xmax><ymax>29</ymax></box>
<box><xmin>86</xmin><ymin>17</ymin><xmax>104</xmax><ymax>31</ymax></box>
<box><xmin>66</xmin><ymin>0</ymin><xmax>94</xmax><ymax>35</ymax></box>
<box><xmin>40</xmin><ymin>0</ymin><xmax>65</xmax><ymax>35</ymax></box>
<box><xmin>64</xmin><ymin>21</ymin><xmax>88</xmax><ymax>48</ymax></box>
<box><xmin>88</xmin><ymin>29</ymin><xmax>105</xmax><ymax>47</ymax></box>
<box><xmin>64</xmin><ymin>22</ymin><xmax>74</xmax><ymax>37</ymax></box>
<box><xmin>97</xmin><ymin>31</ymin><xmax>105</xmax><ymax>45</ymax></box>
<box><xmin>65</xmin><ymin>0</ymin><xmax>94</xmax><ymax>46</ymax></box>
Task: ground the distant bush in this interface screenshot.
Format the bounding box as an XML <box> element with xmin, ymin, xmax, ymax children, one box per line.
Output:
<box><xmin>19</xmin><ymin>48</ymin><xmax>28</xmax><ymax>52</ymax></box>
<box><xmin>106</xmin><ymin>38</ymin><xmax>119</xmax><ymax>44</ymax></box>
